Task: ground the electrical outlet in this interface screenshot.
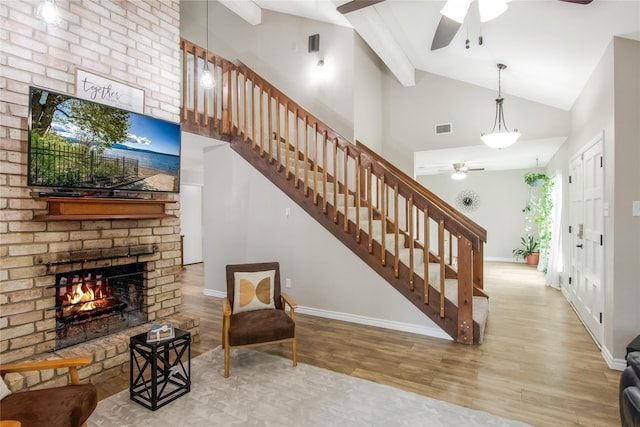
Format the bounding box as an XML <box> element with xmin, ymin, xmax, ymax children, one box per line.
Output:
<box><xmin>285</xmin><ymin>208</ymin><xmax>291</xmax><ymax>218</ymax></box>
<box><xmin>285</xmin><ymin>278</ymin><xmax>292</xmax><ymax>289</ymax></box>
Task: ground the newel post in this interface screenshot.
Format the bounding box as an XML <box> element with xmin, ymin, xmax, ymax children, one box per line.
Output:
<box><xmin>457</xmin><ymin>235</ymin><xmax>474</xmax><ymax>344</ymax></box>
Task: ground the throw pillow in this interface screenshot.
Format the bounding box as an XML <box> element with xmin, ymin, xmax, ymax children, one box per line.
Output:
<box><xmin>0</xmin><ymin>376</ymin><xmax>11</xmax><ymax>400</ymax></box>
<box><xmin>233</xmin><ymin>270</ymin><xmax>276</xmax><ymax>313</ymax></box>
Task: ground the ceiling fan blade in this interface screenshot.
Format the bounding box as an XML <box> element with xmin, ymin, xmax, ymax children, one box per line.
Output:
<box><xmin>467</xmin><ymin>168</ymin><xmax>485</xmax><ymax>172</ymax></box>
<box><xmin>558</xmin><ymin>0</ymin><xmax>593</xmax><ymax>4</ymax></box>
<box><xmin>430</xmin><ymin>15</ymin><xmax>462</xmax><ymax>51</ymax></box>
<box><xmin>336</xmin><ymin>0</ymin><xmax>385</xmax><ymax>15</ymax></box>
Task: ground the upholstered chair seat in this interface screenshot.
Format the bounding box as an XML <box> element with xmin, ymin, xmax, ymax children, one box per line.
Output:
<box><xmin>222</xmin><ymin>262</ymin><xmax>297</xmax><ymax>378</ymax></box>
<box><xmin>0</xmin><ymin>357</ymin><xmax>97</xmax><ymax>427</ymax></box>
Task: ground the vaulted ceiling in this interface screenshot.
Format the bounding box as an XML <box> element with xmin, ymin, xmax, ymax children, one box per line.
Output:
<box><xmin>215</xmin><ymin>0</ymin><xmax>639</xmax><ymax>174</ymax></box>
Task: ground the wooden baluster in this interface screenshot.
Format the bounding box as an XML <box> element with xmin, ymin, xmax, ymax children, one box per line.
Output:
<box><xmin>448</xmin><ymin>230</ymin><xmax>453</xmax><ymax>266</ymax></box>
<box><xmin>423</xmin><ymin>207</ymin><xmax>429</xmax><ymax>304</ymax></box>
<box><xmin>194</xmin><ymin>48</ymin><xmax>200</xmax><ymax>126</ymax></box>
<box><xmin>276</xmin><ymin>97</ymin><xmax>281</xmax><ymax>171</ymax></box>
<box><xmin>303</xmin><ymin>116</ymin><xmax>309</xmax><ymax>195</ymax></box>
<box><xmin>313</xmin><ymin>125</ymin><xmax>320</xmax><ymax>205</ymax></box>
<box><xmin>355</xmin><ymin>155</ymin><xmax>361</xmax><ymax>243</ymax></box>
<box><xmin>285</xmin><ymin>103</ymin><xmax>290</xmax><ymax>179</ymax></box>
<box><xmin>181</xmin><ymin>40</ymin><xmax>188</xmax><ymax>122</ymax></box>
<box><xmin>235</xmin><ymin>70</ymin><xmax>240</xmax><ymax>135</ymax></box>
<box><xmin>213</xmin><ymin>57</ymin><xmax>218</xmax><ymax>130</ymax></box>
<box><xmin>408</xmin><ymin>195</ymin><xmax>414</xmax><ymax>290</ymax></box>
<box><xmin>268</xmin><ymin>93</ymin><xmax>273</xmax><ymax>163</ymax></box>
<box><xmin>259</xmin><ymin>84</ymin><xmax>264</xmax><ymax>156</ymax></box>
<box><xmin>368</xmin><ymin>165</ymin><xmax>373</xmax><ymax>253</ymax></box>
<box><xmin>394</xmin><ymin>183</ymin><xmax>399</xmax><ymax>278</ymax></box>
<box><xmin>243</xmin><ymin>75</ymin><xmax>248</xmax><ymax>141</ymax></box>
<box><xmin>221</xmin><ymin>60</ymin><xmax>231</xmax><ymax>135</ymax></box>
<box><xmin>294</xmin><ymin>109</ymin><xmax>299</xmax><ymax>187</ymax></box>
<box><xmin>381</xmin><ymin>175</ymin><xmax>386</xmax><ymax>266</ymax></box>
<box><xmin>457</xmin><ymin>235</ymin><xmax>474</xmax><ymax>344</ymax></box>
<box><xmin>251</xmin><ymin>77</ymin><xmax>256</xmax><ymax>147</ymax></box>
<box><xmin>333</xmin><ymin>138</ymin><xmax>338</xmax><ymax>223</ymax></box>
<box><xmin>474</xmin><ymin>241</ymin><xmax>484</xmax><ymax>291</ymax></box>
<box><xmin>438</xmin><ymin>219</ymin><xmax>445</xmax><ymax>318</ymax></box>
<box><xmin>322</xmin><ymin>132</ymin><xmax>328</xmax><ymax>214</ymax></box>
<box><xmin>203</xmin><ymin>51</ymin><xmax>209</xmax><ymax>128</ymax></box>
<box><xmin>343</xmin><ymin>146</ymin><xmax>349</xmax><ymax>232</ymax></box>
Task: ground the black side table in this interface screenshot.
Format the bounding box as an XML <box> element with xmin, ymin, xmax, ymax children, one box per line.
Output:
<box><xmin>129</xmin><ymin>328</ymin><xmax>191</xmax><ymax>410</ymax></box>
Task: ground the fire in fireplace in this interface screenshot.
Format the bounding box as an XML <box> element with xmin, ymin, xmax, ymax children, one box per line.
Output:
<box><xmin>55</xmin><ymin>263</ymin><xmax>147</xmax><ymax>350</ymax></box>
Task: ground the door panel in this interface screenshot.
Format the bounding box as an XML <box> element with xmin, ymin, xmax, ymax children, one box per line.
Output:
<box><xmin>568</xmin><ymin>137</ymin><xmax>604</xmax><ymax>345</ymax></box>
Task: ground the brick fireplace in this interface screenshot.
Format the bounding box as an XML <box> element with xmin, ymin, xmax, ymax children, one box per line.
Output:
<box><xmin>1</xmin><ymin>0</ymin><xmax>190</xmax><ymax>390</ymax></box>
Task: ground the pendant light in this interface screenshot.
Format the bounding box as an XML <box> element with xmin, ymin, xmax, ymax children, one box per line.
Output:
<box><xmin>481</xmin><ymin>63</ymin><xmax>520</xmax><ymax>149</ymax></box>
<box><xmin>200</xmin><ymin>1</ymin><xmax>215</xmax><ymax>89</ymax></box>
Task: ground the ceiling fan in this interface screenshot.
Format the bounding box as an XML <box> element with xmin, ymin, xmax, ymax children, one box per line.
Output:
<box><xmin>445</xmin><ymin>162</ymin><xmax>484</xmax><ymax>180</ymax></box>
<box><xmin>336</xmin><ymin>0</ymin><xmax>593</xmax><ymax>51</ymax></box>
<box><xmin>430</xmin><ymin>0</ymin><xmax>594</xmax><ymax>51</ymax></box>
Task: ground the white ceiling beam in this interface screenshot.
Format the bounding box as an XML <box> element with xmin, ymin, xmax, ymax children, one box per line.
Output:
<box><xmin>219</xmin><ymin>0</ymin><xmax>262</xmax><ymax>26</ymax></box>
<box><xmin>344</xmin><ymin>6</ymin><xmax>415</xmax><ymax>87</ymax></box>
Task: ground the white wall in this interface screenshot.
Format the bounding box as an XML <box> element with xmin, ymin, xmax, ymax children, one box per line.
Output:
<box><xmin>202</xmin><ymin>144</ymin><xmax>449</xmax><ymax>339</ymax></box>
<box><xmin>417</xmin><ymin>169</ymin><xmax>536</xmax><ymax>260</ymax></box>
<box><xmin>380</xmin><ymin>69</ymin><xmax>571</xmax><ymax>175</ymax></box>
<box><xmin>353</xmin><ymin>34</ymin><xmax>383</xmax><ymax>152</ymax></box>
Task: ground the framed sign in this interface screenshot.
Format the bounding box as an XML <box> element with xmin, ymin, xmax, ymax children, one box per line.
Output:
<box><xmin>75</xmin><ymin>69</ymin><xmax>145</xmax><ymax>114</ymax></box>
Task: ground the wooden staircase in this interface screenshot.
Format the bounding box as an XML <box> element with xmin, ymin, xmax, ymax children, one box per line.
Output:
<box><xmin>180</xmin><ymin>38</ymin><xmax>488</xmax><ymax>344</ymax></box>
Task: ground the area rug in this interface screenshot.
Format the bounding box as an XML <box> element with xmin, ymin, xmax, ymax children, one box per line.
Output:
<box><xmin>89</xmin><ymin>347</ymin><xmax>531</xmax><ymax>426</ymax></box>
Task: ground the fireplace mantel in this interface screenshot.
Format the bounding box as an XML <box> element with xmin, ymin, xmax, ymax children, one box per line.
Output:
<box><xmin>34</xmin><ymin>197</ymin><xmax>177</xmax><ymax>221</ymax></box>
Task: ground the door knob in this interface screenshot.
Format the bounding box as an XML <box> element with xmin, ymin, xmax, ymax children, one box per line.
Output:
<box><xmin>576</xmin><ymin>244</ymin><xmax>583</xmax><ymax>248</ymax></box>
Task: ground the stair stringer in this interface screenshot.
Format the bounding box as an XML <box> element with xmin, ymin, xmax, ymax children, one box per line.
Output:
<box><xmin>229</xmin><ymin>136</ymin><xmax>482</xmax><ymax>342</ymax></box>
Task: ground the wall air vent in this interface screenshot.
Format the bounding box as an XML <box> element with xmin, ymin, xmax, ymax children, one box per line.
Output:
<box><xmin>435</xmin><ymin>123</ymin><xmax>452</xmax><ymax>135</ymax></box>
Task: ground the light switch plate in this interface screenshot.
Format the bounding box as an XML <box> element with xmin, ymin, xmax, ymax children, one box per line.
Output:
<box><xmin>633</xmin><ymin>201</ymin><xmax>640</xmax><ymax>217</ymax></box>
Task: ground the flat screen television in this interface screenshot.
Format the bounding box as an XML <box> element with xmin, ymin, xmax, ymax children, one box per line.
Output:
<box><xmin>28</xmin><ymin>86</ymin><xmax>181</xmax><ymax>194</ymax></box>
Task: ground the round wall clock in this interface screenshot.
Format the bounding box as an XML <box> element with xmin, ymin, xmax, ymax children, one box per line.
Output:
<box><xmin>456</xmin><ymin>190</ymin><xmax>479</xmax><ymax>213</ymax></box>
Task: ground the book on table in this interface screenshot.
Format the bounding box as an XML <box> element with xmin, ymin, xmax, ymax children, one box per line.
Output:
<box><xmin>146</xmin><ymin>323</ymin><xmax>174</xmax><ymax>342</ymax></box>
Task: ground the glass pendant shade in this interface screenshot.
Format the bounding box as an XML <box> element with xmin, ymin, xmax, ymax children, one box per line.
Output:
<box><xmin>478</xmin><ymin>0</ymin><xmax>510</xmax><ymax>22</ymax></box>
<box><xmin>200</xmin><ymin>68</ymin><xmax>215</xmax><ymax>89</ymax></box>
<box><xmin>480</xmin><ymin>130</ymin><xmax>520</xmax><ymax>149</ymax></box>
<box><xmin>37</xmin><ymin>0</ymin><xmax>62</xmax><ymax>26</ymax></box>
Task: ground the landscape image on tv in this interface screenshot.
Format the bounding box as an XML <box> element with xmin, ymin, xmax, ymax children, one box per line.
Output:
<box><xmin>28</xmin><ymin>87</ymin><xmax>181</xmax><ymax>193</ymax></box>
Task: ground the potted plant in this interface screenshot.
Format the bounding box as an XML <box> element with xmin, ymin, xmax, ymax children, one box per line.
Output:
<box><xmin>524</xmin><ymin>172</ymin><xmax>548</xmax><ymax>187</ymax></box>
<box><xmin>512</xmin><ymin>235</ymin><xmax>540</xmax><ymax>265</ymax></box>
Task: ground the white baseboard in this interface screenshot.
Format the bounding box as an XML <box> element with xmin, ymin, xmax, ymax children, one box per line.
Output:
<box><xmin>204</xmin><ymin>289</ymin><xmax>226</xmax><ymax>298</ymax></box>
<box><xmin>602</xmin><ymin>345</ymin><xmax>627</xmax><ymax>371</ymax></box>
<box><xmin>203</xmin><ymin>288</ymin><xmax>451</xmax><ymax>341</ymax></box>
<box><xmin>296</xmin><ymin>306</ymin><xmax>452</xmax><ymax>341</ymax></box>
<box><xmin>484</xmin><ymin>257</ymin><xmax>519</xmax><ymax>263</ymax></box>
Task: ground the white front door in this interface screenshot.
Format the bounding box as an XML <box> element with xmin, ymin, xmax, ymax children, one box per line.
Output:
<box><xmin>567</xmin><ymin>134</ymin><xmax>604</xmax><ymax>345</ymax></box>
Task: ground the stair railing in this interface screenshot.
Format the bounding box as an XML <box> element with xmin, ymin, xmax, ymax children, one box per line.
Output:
<box><xmin>181</xmin><ymin>38</ymin><xmax>487</xmax><ymax>343</ymax></box>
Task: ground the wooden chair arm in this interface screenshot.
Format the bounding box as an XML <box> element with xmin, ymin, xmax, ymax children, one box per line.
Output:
<box><xmin>0</xmin><ymin>357</ymin><xmax>92</xmax><ymax>385</ymax></box>
<box><xmin>281</xmin><ymin>292</ymin><xmax>297</xmax><ymax>310</ymax></box>
<box><xmin>223</xmin><ymin>297</ymin><xmax>232</xmax><ymax>316</ymax></box>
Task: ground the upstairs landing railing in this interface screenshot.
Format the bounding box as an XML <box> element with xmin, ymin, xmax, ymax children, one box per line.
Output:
<box><xmin>180</xmin><ymin>38</ymin><xmax>487</xmax><ymax>344</ymax></box>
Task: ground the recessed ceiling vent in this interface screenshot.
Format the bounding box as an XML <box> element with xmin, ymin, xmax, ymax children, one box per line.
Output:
<box><xmin>435</xmin><ymin>123</ymin><xmax>452</xmax><ymax>135</ymax></box>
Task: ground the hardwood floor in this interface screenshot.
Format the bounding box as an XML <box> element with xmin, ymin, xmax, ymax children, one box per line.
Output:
<box><xmin>96</xmin><ymin>261</ymin><xmax>620</xmax><ymax>426</ymax></box>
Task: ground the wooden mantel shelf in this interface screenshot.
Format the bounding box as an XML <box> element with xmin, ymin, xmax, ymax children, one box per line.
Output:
<box><xmin>34</xmin><ymin>197</ymin><xmax>176</xmax><ymax>221</ymax></box>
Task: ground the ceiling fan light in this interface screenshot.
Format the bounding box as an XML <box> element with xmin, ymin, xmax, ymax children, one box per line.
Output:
<box><xmin>480</xmin><ymin>131</ymin><xmax>520</xmax><ymax>149</ymax></box>
<box><xmin>478</xmin><ymin>0</ymin><xmax>509</xmax><ymax>23</ymax></box>
<box><xmin>451</xmin><ymin>171</ymin><xmax>467</xmax><ymax>180</ymax></box>
<box><xmin>440</xmin><ymin>0</ymin><xmax>473</xmax><ymax>23</ymax></box>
